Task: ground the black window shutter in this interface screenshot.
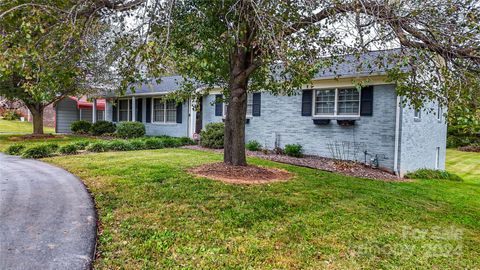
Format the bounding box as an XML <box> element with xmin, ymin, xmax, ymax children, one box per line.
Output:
<box><xmin>136</xmin><ymin>98</ymin><xmax>143</xmax><ymax>122</ymax></box>
<box><xmin>128</xmin><ymin>99</ymin><xmax>133</xmax><ymax>121</ymax></box>
<box><xmin>176</xmin><ymin>102</ymin><xmax>182</xmax><ymax>123</ymax></box>
<box><xmin>112</xmin><ymin>99</ymin><xmax>117</xmax><ymax>122</ymax></box>
<box><xmin>301</xmin><ymin>90</ymin><xmax>313</xmax><ymax>116</ymax></box>
<box><xmin>252</xmin><ymin>93</ymin><xmax>261</xmax><ymax>116</ymax></box>
<box><xmin>145</xmin><ymin>98</ymin><xmax>152</xmax><ymax>123</ymax></box>
<box><xmin>215</xmin><ymin>94</ymin><xmax>223</xmax><ymax>116</ymax></box>
<box><xmin>360</xmin><ymin>86</ymin><xmax>374</xmax><ymax>116</ymax></box>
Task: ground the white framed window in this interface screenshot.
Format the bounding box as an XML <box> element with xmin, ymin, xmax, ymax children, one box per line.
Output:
<box><xmin>152</xmin><ymin>98</ymin><xmax>176</xmax><ymax>123</ymax></box>
<box><xmin>223</xmin><ymin>93</ymin><xmax>253</xmax><ymax>117</ymax></box>
<box><xmin>118</xmin><ymin>99</ymin><xmax>129</xmax><ymax>122</ymax></box>
<box><xmin>313</xmin><ymin>88</ymin><xmax>360</xmax><ymax>117</ymax></box>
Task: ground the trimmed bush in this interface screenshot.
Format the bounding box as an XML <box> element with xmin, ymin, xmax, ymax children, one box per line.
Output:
<box><xmin>86</xmin><ymin>141</ymin><xmax>109</xmax><ymax>152</ymax></box>
<box><xmin>179</xmin><ymin>137</ymin><xmax>195</xmax><ymax>146</ymax></box>
<box><xmin>144</xmin><ymin>138</ymin><xmax>165</xmax><ymax>149</ymax></box>
<box><xmin>108</xmin><ymin>140</ymin><xmax>133</xmax><ymax>151</ymax></box>
<box><xmin>22</xmin><ymin>145</ymin><xmax>54</xmax><ymax>159</ymax></box>
<box><xmin>59</xmin><ymin>144</ymin><xmax>78</xmax><ymax>155</ymax></box>
<box><xmin>90</xmin><ymin>121</ymin><xmax>116</xmax><ymax>136</ymax></box>
<box><xmin>130</xmin><ymin>139</ymin><xmax>147</xmax><ymax>150</ymax></box>
<box><xmin>6</xmin><ymin>144</ymin><xmax>25</xmax><ymax>155</ymax></box>
<box><xmin>162</xmin><ymin>137</ymin><xmax>181</xmax><ymax>148</ymax></box>
<box><xmin>71</xmin><ymin>120</ymin><xmax>92</xmax><ymax>134</ymax></box>
<box><xmin>246</xmin><ymin>140</ymin><xmax>262</xmax><ymax>151</ymax></box>
<box><xmin>73</xmin><ymin>140</ymin><xmax>90</xmax><ymax>150</ymax></box>
<box><xmin>45</xmin><ymin>143</ymin><xmax>59</xmax><ymax>152</ymax></box>
<box><xmin>200</xmin><ymin>123</ymin><xmax>224</xmax><ymax>149</ymax></box>
<box><xmin>284</xmin><ymin>144</ymin><xmax>303</xmax><ymax>157</ymax></box>
<box><xmin>116</xmin><ymin>122</ymin><xmax>146</xmax><ymax>139</ymax></box>
<box><xmin>405</xmin><ymin>169</ymin><xmax>463</xmax><ymax>181</ymax></box>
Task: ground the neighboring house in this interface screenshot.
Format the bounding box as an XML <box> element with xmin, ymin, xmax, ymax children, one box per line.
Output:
<box><xmin>81</xmin><ymin>50</ymin><xmax>446</xmax><ymax>176</ymax></box>
<box><xmin>0</xmin><ymin>97</ymin><xmax>55</xmax><ymax>127</ymax></box>
<box><xmin>54</xmin><ymin>96</ymin><xmax>106</xmax><ymax>133</ymax></box>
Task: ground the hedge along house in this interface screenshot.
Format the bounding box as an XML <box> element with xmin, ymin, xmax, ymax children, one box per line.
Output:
<box><xmin>97</xmin><ymin>50</ymin><xmax>447</xmax><ymax>176</ymax></box>
<box><xmin>55</xmin><ymin>96</ymin><xmax>106</xmax><ymax>133</ymax></box>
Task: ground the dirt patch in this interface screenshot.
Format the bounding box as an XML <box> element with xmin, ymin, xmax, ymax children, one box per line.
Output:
<box><xmin>188</xmin><ymin>162</ymin><xmax>293</xmax><ymax>185</ymax></box>
<box><xmin>10</xmin><ymin>134</ymin><xmax>63</xmax><ymax>141</ymax></box>
<box><xmin>458</xmin><ymin>145</ymin><xmax>480</xmax><ymax>152</ymax></box>
<box><xmin>183</xmin><ymin>145</ymin><xmax>403</xmax><ymax>181</ymax></box>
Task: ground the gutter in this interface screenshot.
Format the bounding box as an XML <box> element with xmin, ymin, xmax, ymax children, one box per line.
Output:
<box><xmin>393</xmin><ymin>95</ymin><xmax>401</xmax><ymax>175</ymax></box>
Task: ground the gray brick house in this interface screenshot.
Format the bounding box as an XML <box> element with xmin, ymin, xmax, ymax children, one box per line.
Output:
<box><xmin>79</xmin><ymin>50</ymin><xmax>447</xmax><ymax>176</ymax></box>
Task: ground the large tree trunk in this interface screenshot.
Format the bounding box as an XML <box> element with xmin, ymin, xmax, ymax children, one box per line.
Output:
<box><xmin>27</xmin><ymin>104</ymin><xmax>45</xmax><ymax>135</ymax></box>
<box><xmin>224</xmin><ymin>49</ymin><xmax>250</xmax><ymax>166</ymax></box>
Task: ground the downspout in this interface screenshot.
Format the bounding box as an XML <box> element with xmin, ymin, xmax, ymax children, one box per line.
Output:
<box><xmin>393</xmin><ymin>95</ymin><xmax>401</xmax><ymax>176</ymax></box>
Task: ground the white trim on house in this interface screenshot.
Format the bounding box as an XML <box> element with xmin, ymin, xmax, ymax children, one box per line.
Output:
<box><xmin>312</xmin><ymin>87</ymin><xmax>361</xmax><ymax>118</ymax></box>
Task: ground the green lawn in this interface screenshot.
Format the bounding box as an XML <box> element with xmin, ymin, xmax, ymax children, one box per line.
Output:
<box><xmin>42</xmin><ymin>149</ymin><xmax>480</xmax><ymax>269</ymax></box>
<box><xmin>0</xmin><ymin>119</ymin><xmax>55</xmax><ymax>134</ymax></box>
<box><xmin>446</xmin><ymin>149</ymin><xmax>480</xmax><ymax>182</ymax></box>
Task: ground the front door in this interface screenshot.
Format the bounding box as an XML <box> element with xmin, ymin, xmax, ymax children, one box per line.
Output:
<box><xmin>195</xmin><ymin>97</ymin><xmax>203</xmax><ymax>134</ymax></box>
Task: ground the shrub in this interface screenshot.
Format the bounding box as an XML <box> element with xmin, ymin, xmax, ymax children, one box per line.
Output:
<box><xmin>284</xmin><ymin>144</ymin><xmax>303</xmax><ymax>157</ymax></box>
<box><xmin>2</xmin><ymin>109</ymin><xmax>21</xmax><ymax>120</ymax></box>
<box><xmin>162</xmin><ymin>137</ymin><xmax>181</xmax><ymax>148</ymax></box>
<box><xmin>179</xmin><ymin>136</ymin><xmax>195</xmax><ymax>146</ymax></box>
<box><xmin>73</xmin><ymin>140</ymin><xmax>90</xmax><ymax>150</ymax></box>
<box><xmin>86</xmin><ymin>141</ymin><xmax>109</xmax><ymax>152</ymax></box>
<box><xmin>6</xmin><ymin>144</ymin><xmax>25</xmax><ymax>155</ymax></box>
<box><xmin>200</xmin><ymin>122</ymin><xmax>224</xmax><ymax>149</ymax></box>
<box><xmin>71</xmin><ymin>120</ymin><xmax>92</xmax><ymax>134</ymax></box>
<box><xmin>405</xmin><ymin>169</ymin><xmax>463</xmax><ymax>182</ymax></box>
<box><xmin>59</xmin><ymin>144</ymin><xmax>78</xmax><ymax>155</ymax></box>
<box><xmin>22</xmin><ymin>145</ymin><xmax>54</xmax><ymax>159</ymax></box>
<box><xmin>246</xmin><ymin>140</ymin><xmax>262</xmax><ymax>151</ymax></box>
<box><xmin>90</xmin><ymin>121</ymin><xmax>116</xmax><ymax>136</ymax></box>
<box><xmin>108</xmin><ymin>140</ymin><xmax>133</xmax><ymax>151</ymax></box>
<box><xmin>144</xmin><ymin>138</ymin><xmax>165</xmax><ymax>149</ymax></box>
<box><xmin>45</xmin><ymin>143</ymin><xmax>59</xmax><ymax>152</ymax></box>
<box><xmin>129</xmin><ymin>139</ymin><xmax>147</xmax><ymax>150</ymax></box>
<box><xmin>116</xmin><ymin>122</ymin><xmax>146</xmax><ymax>139</ymax></box>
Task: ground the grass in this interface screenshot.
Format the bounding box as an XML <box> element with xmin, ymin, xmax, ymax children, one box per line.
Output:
<box><xmin>0</xmin><ymin>119</ymin><xmax>55</xmax><ymax>134</ymax></box>
<box><xmin>41</xmin><ymin>149</ymin><xmax>480</xmax><ymax>269</ymax></box>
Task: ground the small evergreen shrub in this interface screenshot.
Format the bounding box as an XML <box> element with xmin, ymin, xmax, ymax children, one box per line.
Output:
<box><xmin>108</xmin><ymin>140</ymin><xmax>133</xmax><ymax>151</ymax></box>
<box><xmin>405</xmin><ymin>169</ymin><xmax>463</xmax><ymax>181</ymax></box>
<box><xmin>246</xmin><ymin>140</ymin><xmax>262</xmax><ymax>151</ymax></box>
<box><xmin>86</xmin><ymin>141</ymin><xmax>109</xmax><ymax>152</ymax></box>
<box><xmin>162</xmin><ymin>137</ymin><xmax>181</xmax><ymax>148</ymax></box>
<box><xmin>90</xmin><ymin>121</ymin><xmax>116</xmax><ymax>136</ymax></box>
<box><xmin>73</xmin><ymin>140</ymin><xmax>90</xmax><ymax>150</ymax></box>
<box><xmin>71</xmin><ymin>120</ymin><xmax>92</xmax><ymax>134</ymax></box>
<box><xmin>59</xmin><ymin>144</ymin><xmax>78</xmax><ymax>155</ymax></box>
<box><xmin>22</xmin><ymin>145</ymin><xmax>54</xmax><ymax>159</ymax></box>
<box><xmin>179</xmin><ymin>136</ymin><xmax>195</xmax><ymax>146</ymax></box>
<box><xmin>200</xmin><ymin>122</ymin><xmax>224</xmax><ymax>149</ymax></box>
<box><xmin>116</xmin><ymin>122</ymin><xmax>146</xmax><ymax>139</ymax></box>
<box><xmin>2</xmin><ymin>110</ymin><xmax>21</xmax><ymax>120</ymax></box>
<box><xmin>284</xmin><ymin>144</ymin><xmax>303</xmax><ymax>157</ymax></box>
<box><xmin>129</xmin><ymin>139</ymin><xmax>147</xmax><ymax>150</ymax></box>
<box><xmin>45</xmin><ymin>143</ymin><xmax>59</xmax><ymax>152</ymax></box>
<box><xmin>6</xmin><ymin>144</ymin><xmax>25</xmax><ymax>155</ymax></box>
<box><xmin>144</xmin><ymin>138</ymin><xmax>165</xmax><ymax>149</ymax></box>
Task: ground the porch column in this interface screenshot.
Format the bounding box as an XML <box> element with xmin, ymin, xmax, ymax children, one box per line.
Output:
<box><xmin>131</xmin><ymin>97</ymin><xmax>136</xmax><ymax>122</ymax></box>
<box><xmin>92</xmin><ymin>98</ymin><xmax>97</xmax><ymax>123</ymax></box>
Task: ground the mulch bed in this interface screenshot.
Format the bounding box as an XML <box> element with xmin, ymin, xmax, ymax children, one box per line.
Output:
<box><xmin>188</xmin><ymin>162</ymin><xmax>293</xmax><ymax>185</ymax></box>
<box><xmin>9</xmin><ymin>134</ymin><xmax>63</xmax><ymax>141</ymax></box>
<box><xmin>458</xmin><ymin>145</ymin><xmax>480</xmax><ymax>152</ymax></box>
<box><xmin>183</xmin><ymin>145</ymin><xmax>403</xmax><ymax>181</ymax></box>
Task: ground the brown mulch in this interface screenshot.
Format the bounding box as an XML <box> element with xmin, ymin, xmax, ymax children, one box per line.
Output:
<box><xmin>9</xmin><ymin>134</ymin><xmax>63</xmax><ymax>141</ymax></box>
<box><xmin>188</xmin><ymin>162</ymin><xmax>293</xmax><ymax>185</ymax></box>
<box><xmin>458</xmin><ymin>145</ymin><xmax>480</xmax><ymax>152</ymax></box>
<box><xmin>183</xmin><ymin>145</ymin><xmax>404</xmax><ymax>181</ymax></box>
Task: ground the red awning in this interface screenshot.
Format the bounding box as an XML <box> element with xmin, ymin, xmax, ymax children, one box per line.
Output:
<box><xmin>69</xmin><ymin>96</ymin><xmax>105</xmax><ymax>110</ymax></box>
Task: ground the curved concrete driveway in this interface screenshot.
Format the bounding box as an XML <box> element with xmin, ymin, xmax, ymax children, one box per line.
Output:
<box><xmin>0</xmin><ymin>153</ymin><xmax>96</xmax><ymax>270</ymax></box>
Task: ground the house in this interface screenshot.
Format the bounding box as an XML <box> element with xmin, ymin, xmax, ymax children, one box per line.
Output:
<box><xmin>79</xmin><ymin>50</ymin><xmax>446</xmax><ymax>176</ymax></box>
<box><xmin>54</xmin><ymin>96</ymin><xmax>106</xmax><ymax>133</ymax></box>
<box><xmin>0</xmin><ymin>97</ymin><xmax>55</xmax><ymax>127</ymax></box>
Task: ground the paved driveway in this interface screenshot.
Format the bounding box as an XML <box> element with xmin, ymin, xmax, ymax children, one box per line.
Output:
<box><xmin>0</xmin><ymin>154</ymin><xmax>96</xmax><ymax>270</ymax></box>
